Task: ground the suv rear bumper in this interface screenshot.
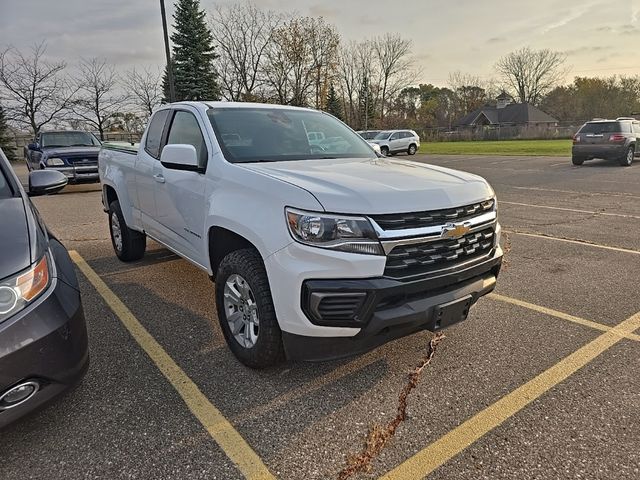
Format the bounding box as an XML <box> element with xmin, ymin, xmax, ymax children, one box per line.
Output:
<box><xmin>282</xmin><ymin>248</ymin><xmax>502</xmax><ymax>361</ymax></box>
<box><xmin>572</xmin><ymin>144</ymin><xmax>627</xmax><ymax>159</ymax></box>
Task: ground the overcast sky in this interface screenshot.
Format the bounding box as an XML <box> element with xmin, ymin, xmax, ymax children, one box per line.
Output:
<box><xmin>1</xmin><ymin>0</ymin><xmax>640</xmax><ymax>87</ymax></box>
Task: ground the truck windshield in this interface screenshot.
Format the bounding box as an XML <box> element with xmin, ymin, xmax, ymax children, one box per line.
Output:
<box><xmin>206</xmin><ymin>108</ymin><xmax>375</xmax><ymax>163</ymax></box>
<box><xmin>41</xmin><ymin>132</ymin><xmax>101</xmax><ymax>148</ymax></box>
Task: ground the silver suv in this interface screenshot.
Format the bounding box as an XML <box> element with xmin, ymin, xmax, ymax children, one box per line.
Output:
<box><xmin>370</xmin><ymin>129</ymin><xmax>420</xmax><ymax>156</ymax></box>
<box><xmin>572</xmin><ymin>118</ymin><xmax>639</xmax><ymax>166</ymax></box>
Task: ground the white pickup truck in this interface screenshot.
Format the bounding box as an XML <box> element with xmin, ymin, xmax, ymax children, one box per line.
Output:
<box><xmin>99</xmin><ymin>102</ymin><xmax>502</xmax><ymax>368</ymax></box>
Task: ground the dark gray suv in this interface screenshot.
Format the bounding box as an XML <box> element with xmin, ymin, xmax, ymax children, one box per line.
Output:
<box><xmin>572</xmin><ymin>118</ymin><xmax>639</xmax><ymax>166</ymax></box>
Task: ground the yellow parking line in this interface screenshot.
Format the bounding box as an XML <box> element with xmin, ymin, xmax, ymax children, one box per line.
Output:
<box><xmin>380</xmin><ymin>309</ymin><xmax>640</xmax><ymax>480</ymax></box>
<box><xmin>69</xmin><ymin>251</ymin><xmax>275</xmax><ymax>480</ymax></box>
<box><xmin>488</xmin><ymin>293</ymin><xmax>640</xmax><ymax>342</ymax></box>
<box><xmin>504</xmin><ymin>230</ymin><xmax>640</xmax><ymax>255</ymax></box>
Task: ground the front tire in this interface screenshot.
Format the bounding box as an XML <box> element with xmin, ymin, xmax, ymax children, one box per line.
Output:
<box><xmin>215</xmin><ymin>249</ymin><xmax>284</xmax><ymax>368</ymax></box>
<box><xmin>380</xmin><ymin>146</ymin><xmax>389</xmax><ymax>157</ymax></box>
<box><xmin>108</xmin><ymin>200</ymin><xmax>146</xmax><ymax>262</ymax></box>
<box><xmin>620</xmin><ymin>146</ymin><xmax>634</xmax><ymax>166</ymax></box>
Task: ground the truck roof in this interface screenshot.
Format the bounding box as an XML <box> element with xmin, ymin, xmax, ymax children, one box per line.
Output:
<box><xmin>161</xmin><ymin>101</ymin><xmax>317</xmax><ymax>113</ymax></box>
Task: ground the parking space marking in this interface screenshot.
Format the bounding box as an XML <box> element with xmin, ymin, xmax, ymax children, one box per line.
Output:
<box><xmin>69</xmin><ymin>251</ymin><xmax>275</xmax><ymax>480</ymax></box>
<box><xmin>500</xmin><ymin>201</ymin><xmax>640</xmax><ymax>220</ymax></box>
<box><xmin>380</xmin><ymin>309</ymin><xmax>640</xmax><ymax>480</ymax></box>
<box><xmin>510</xmin><ymin>186</ymin><xmax>640</xmax><ymax>200</ymax></box>
<box><xmin>504</xmin><ymin>230</ymin><xmax>640</xmax><ymax>255</ymax></box>
<box><xmin>488</xmin><ymin>293</ymin><xmax>640</xmax><ymax>342</ymax></box>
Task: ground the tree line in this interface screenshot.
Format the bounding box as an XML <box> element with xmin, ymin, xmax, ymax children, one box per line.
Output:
<box><xmin>2</xmin><ymin>0</ymin><xmax>640</xmax><ymax>161</ymax></box>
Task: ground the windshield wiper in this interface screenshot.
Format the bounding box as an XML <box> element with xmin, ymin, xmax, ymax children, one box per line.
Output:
<box><xmin>69</xmin><ymin>144</ymin><xmax>92</xmax><ymax>147</ymax></box>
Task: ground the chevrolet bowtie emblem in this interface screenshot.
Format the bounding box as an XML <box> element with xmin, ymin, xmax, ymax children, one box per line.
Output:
<box><xmin>441</xmin><ymin>222</ymin><xmax>471</xmax><ymax>239</ymax></box>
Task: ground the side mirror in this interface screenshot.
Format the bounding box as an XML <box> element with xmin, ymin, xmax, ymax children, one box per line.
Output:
<box><xmin>160</xmin><ymin>144</ymin><xmax>200</xmax><ymax>172</ymax></box>
<box><xmin>27</xmin><ymin>143</ymin><xmax>39</xmax><ymax>151</ymax></box>
<box><xmin>28</xmin><ymin>170</ymin><xmax>68</xmax><ymax>196</ymax></box>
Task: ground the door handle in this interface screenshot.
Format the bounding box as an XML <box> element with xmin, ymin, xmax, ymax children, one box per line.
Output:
<box><xmin>153</xmin><ymin>173</ymin><xmax>165</xmax><ymax>183</ymax></box>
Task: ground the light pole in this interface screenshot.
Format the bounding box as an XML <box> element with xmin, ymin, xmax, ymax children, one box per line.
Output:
<box><xmin>160</xmin><ymin>0</ymin><xmax>176</xmax><ymax>102</ymax></box>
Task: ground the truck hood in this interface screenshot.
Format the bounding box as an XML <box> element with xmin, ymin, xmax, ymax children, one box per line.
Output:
<box><xmin>0</xmin><ymin>198</ymin><xmax>30</xmax><ymax>280</ymax></box>
<box><xmin>42</xmin><ymin>146</ymin><xmax>101</xmax><ymax>157</ymax></box>
<box><xmin>240</xmin><ymin>158</ymin><xmax>494</xmax><ymax>214</ymax></box>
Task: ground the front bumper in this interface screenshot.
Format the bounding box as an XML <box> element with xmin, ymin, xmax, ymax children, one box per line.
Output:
<box><xmin>266</xmin><ymin>237</ymin><xmax>502</xmax><ymax>361</ymax></box>
<box><xmin>0</xmin><ymin>240</ymin><xmax>89</xmax><ymax>429</ymax></box>
<box><xmin>50</xmin><ymin>165</ymin><xmax>100</xmax><ymax>183</ymax></box>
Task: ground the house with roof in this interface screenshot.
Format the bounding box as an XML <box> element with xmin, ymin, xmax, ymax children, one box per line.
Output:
<box><xmin>456</xmin><ymin>92</ymin><xmax>558</xmax><ymax>129</ymax></box>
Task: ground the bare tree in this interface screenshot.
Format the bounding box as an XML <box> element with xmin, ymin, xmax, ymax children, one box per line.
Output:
<box><xmin>448</xmin><ymin>71</ymin><xmax>489</xmax><ymax>117</ymax></box>
<box><xmin>71</xmin><ymin>58</ymin><xmax>127</xmax><ymax>140</ymax></box>
<box><xmin>210</xmin><ymin>2</ymin><xmax>282</xmax><ymax>101</ymax></box>
<box><xmin>496</xmin><ymin>47</ymin><xmax>567</xmax><ymax>105</ymax></box>
<box><xmin>264</xmin><ymin>16</ymin><xmax>340</xmax><ymax>107</ymax></box>
<box><xmin>0</xmin><ymin>42</ymin><xmax>75</xmax><ymax>134</ymax></box>
<box><xmin>124</xmin><ymin>67</ymin><xmax>163</xmax><ymax>117</ymax></box>
<box><xmin>373</xmin><ymin>34</ymin><xmax>414</xmax><ymax>123</ymax></box>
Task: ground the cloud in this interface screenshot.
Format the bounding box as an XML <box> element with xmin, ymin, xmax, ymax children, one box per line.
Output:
<box><xmin>487</xmin><ymin>37</ymin><xmax>505</xmax><ymax>44</ymax></box>
<box><xmin>540</xmin><ymin>2</ymin><xmax>601</xmax><ymax>34</ymax></box>
<box><xmin>564</xmin><ymin>46</ymin><xmax>611</xmax><ymax>56</ymax></box>
<box><xmin>308</xmin><ymin>5</ymin><xmax>339</xmax><ymax>17</ymax></box>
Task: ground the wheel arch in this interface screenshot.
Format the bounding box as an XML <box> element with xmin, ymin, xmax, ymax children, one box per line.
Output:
<box><xmin>208</xmin><ymin>226</ymin><xmax>262</xmax><ymax>277</ymax></box>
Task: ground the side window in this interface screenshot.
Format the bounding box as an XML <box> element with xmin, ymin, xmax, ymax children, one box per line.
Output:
<box><xmin>166</xmin><ymin>111</ymin><xmax>208</xmax><ymax>169</ymax></box>
<box><xmin>390</xmin><ymin>132</ymin><xmax>400</xmax><ymax>140</ymax></box>
<box><xmin>145</xmin><ymin>110</ymin><xmax>170</xmax><ymax>159</ymax></box>
<box><xmin>633</xmin><ymin>123</ymin><xmax>640</xmax><ymax>134</ymax></box>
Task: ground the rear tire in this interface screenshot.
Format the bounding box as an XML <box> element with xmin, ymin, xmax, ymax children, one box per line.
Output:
<box><xmin>571</xmin><ymin>156</ymin><xmax>585</xmax><ymax>166</ymax></box>
<box><xmin>407</xmin><ymin>144</ymin><xmax>417</xmax><ymax>155</ymax></box>
<box><xmin>215</xmin><ymin>249</ymin><xmax>284</xmax><ymax>368</ymax></box>
<box><xmin>620</xmin><ymin>146</ymin><xmax>634</xmax><ymax>166</ymax></box>
<box><xmin>108</xmin><ymin>200</ymin><xmax>146</xmax><ymax>262</ymax></box>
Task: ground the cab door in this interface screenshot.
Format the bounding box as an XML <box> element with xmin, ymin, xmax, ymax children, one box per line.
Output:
<box><xmin>153</xmin><ymin>108</ymin><xmax>209</xmax><ymax>267</ymax></box>
<box><xmin>135</xmin><ymin>109</ymin><xmax>170</xmax><ymax>238</ymax></box>
<box><xmin>388</xmin><ymin>132</ymin><xmax>403</xmax><ymax>153</ymax></box>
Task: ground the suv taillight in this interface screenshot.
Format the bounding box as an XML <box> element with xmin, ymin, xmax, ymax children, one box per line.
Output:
<box><xmin>609</xmin><ymin>133</ymin><xmax>626</xmax><ymax>142</ymax></box>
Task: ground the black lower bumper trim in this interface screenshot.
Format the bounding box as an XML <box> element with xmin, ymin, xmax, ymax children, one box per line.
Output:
<box><xmin>284</xmin><ymin>271</ymin><xmax>498</xmax><ymax>362</ymax></box>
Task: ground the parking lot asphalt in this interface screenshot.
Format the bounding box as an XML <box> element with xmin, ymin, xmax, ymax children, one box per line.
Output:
<box><xmin>1</xmin><ymin>155</ymin><xmax>639</xmax><ymax>480</ymax></box>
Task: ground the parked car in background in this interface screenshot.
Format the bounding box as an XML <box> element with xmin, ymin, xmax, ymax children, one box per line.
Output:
<box><xmin>370</xmin><ymin>130</ymin><xmax>420</xmax><ymax>156</ymax></box>
<box><xmin>572</xmin><ymin>118</ymin><xmax>639</xmax><ymax>166</ymax></box>
<box><xmin>0</xmin><ymin>147</ymin><xmax>89</xmax><ymax>429</ymax></box>
<box><xmin>356</xmin><ymin>130</ymin><xmax>382</xmax><ymax>140</ymax></box>
<box><xmin>99</xmin><ymin>101</ymin><xmax>502</xmax><ymax>368</ymax></box>
<box><xmin>25</xmin><ymin>130</ymin><xmax>102</xmax><ymax>184</ymax></box>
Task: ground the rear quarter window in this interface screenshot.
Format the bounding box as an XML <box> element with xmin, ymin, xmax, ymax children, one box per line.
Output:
<box><xmin>145</xmin><ymin>110</ymin><xmax>170</xmax><ymax>159</ymax></box>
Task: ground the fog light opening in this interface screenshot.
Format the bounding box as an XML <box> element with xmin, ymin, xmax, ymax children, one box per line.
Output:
<box><xmin>0</xmin><ymin>381</ymin><xmax>40</xmax><ymax>410</ymax></box>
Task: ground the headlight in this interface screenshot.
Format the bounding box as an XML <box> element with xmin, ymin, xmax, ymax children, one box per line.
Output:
<box><xmin>0</xmin><ymin>255</ymin><xmax>51</xmax><ymax>323</ymax></box>
<box><xmin>46</xmin><ymin>157</ymin><xmax>65</xmax><ymax>166</ymax></box>
<box><xmin>286</xmin><ymin>208</ymin><xmax>383</xmax><ymax>255</ymax></box>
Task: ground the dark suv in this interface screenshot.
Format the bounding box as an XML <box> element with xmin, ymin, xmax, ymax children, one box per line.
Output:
<box><xmin>572</xmin><ymin>118</ymin><xmax>639</xmax><ymax>166</ymax></box>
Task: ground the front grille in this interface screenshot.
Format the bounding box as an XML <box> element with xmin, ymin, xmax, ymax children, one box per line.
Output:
<box><xmin>385</xmin><ymin>228</ymin><xmax>495</xmax><ymax>279</ymax></box>
<box><xmin>65</xmin><ymin>156</ymin><xmax>98</xmax><ymax>166</ymax></box>
<box><xmin>371</xmin><ymin>200</ymin><xmax>494</xmax><ymax>230</ymax></box>
<box><xmin>314</xmin><ymin>294</ymin><xmax>366</xmax><ymax>322</ymax></box>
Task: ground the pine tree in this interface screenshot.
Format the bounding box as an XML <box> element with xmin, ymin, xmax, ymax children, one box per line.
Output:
<box><xmin>325</xmin><ymin>84</ymin><xmax>343</xmax><ymax>121</ymax></box>
<box><xmin>358</xmin><ymin>78</ymin><xmax>376</xmax><ymax>130</ymax></box>
<box><xmin>0</xmin><ymin>105</ymin><xmax>16</xmax><ymax>161</ymax></box>
<box><xmin>163</xmin><ymin>0</ymin><xmax>220</xmax><ymax>102</ymax></box>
